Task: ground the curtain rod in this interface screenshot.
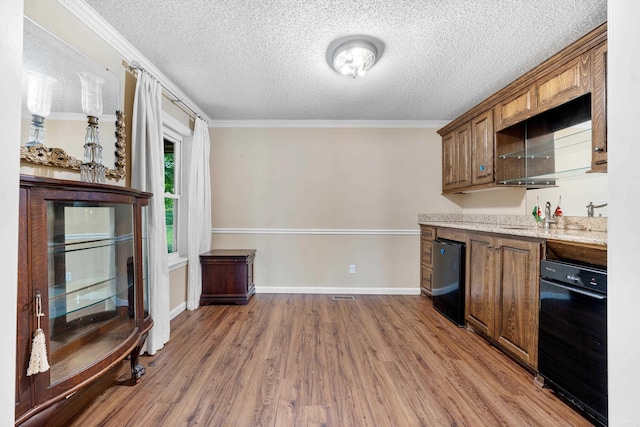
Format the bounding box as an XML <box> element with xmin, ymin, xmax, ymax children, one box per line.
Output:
<box><xmin>122</xmin><ymin>59</ymin><xmax>207</xmax><ymax>123</ymax></box>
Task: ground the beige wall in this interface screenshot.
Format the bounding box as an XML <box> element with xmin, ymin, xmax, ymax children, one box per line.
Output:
<box><xmin>169</xmin><ymin>266</ymin><xmax>188</xmax><ymax>315</ymax></box>
<box><xmin>460</xmin><ymin>187</ymin><xmax>526</xmax><ymax>215</ymax></box>
<box><xmin>210</xmin><ymin>126</ymin><xmax>460</xmax><ymax>292</ymax></box>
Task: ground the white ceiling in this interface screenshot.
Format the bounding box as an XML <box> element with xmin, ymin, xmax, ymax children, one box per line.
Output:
<box><xmin>83</xmin><ymin>0</ymin><xmax>607</xmax><ymax>121</ymax></box>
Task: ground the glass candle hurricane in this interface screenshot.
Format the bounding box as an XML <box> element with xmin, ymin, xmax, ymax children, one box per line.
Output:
<box><xmin>25</xmin><ymin>71</ymin><xmax>56</xmax><ymax>147</ymax></box>
<box><xmin>78</xmin><ymin>72</ymin><xmax>106</xmax><ymax>183</ymax></box>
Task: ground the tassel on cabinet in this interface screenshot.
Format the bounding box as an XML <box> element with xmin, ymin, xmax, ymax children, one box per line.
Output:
<box><xmin>27</xmin><ymin>291</ymin><xmax>50</xmax><ymax>376</ymax></box>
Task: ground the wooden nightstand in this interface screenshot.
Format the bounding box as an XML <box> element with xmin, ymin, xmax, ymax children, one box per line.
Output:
<box><xmin>200</xmin><ymin>249</ymin><xmax>256</xmax><ymax>305</ymax></box>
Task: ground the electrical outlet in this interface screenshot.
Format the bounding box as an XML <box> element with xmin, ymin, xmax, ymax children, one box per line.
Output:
<box><xmin>349</xmin><ymin>264</ymin><xmax>356</xmax><ymax>274</ymax></box>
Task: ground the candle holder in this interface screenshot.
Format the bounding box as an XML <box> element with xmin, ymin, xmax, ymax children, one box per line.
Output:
<box><xmin>78</xmin><ymin>72</ymin><xmax>105</xmax><ymax>183</ymax></box>
<box><xmin>25</xmin><ymin>71</ymin><xmax>56</xmax><ymax>147</ymax></box>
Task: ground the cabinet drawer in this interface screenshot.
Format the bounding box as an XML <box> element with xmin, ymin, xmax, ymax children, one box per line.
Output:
<box><xmin>421</xmin><ymin>265</ymin><xmax>432</xmax><ymax>295</ymax></box>
<box><xmin>421</xmin><ymin>239</ymin><xmax>433</xmax><ymax>267</ymax></box>
<box><xmin>420</xmin><ymin>225</ymin><xmax>436</xmax><ymax>240</ymax></box>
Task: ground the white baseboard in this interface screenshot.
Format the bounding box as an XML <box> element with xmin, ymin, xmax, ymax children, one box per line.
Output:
<box><xmin>170</xmin><ymin>302</ymin><xmax>187</xmax><ymax>320</ymax></box>
<box><xmin>255</xmin><ymin>286</ymin><xmax>420</xmax><ymax>295</ymax></box>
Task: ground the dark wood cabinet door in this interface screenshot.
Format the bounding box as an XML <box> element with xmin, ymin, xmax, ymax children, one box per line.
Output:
<box><xmin>591</xmin><ymin>41</ymin><xmax>607</xmax><ymax>172</ymax></box>
<box><xmin>535</xmin><ymin>53</ymin><xmax>591</xmax><ymax>112</ymax></box>
<box><xmin>442</xmin><ymin>123</ymin><xmax>472</xmax><ymax>192</ymax></box>
<box><xmin>495</xmin><ymin>87</ymin><xmax>535</xmax><ymax>131</ymax></box>
<box><xmin>466</xmin><ymin>234</ymin><xmax>495</xmax><ymax>336</ymax></box>
<box><xmin>456</xmin><ymin>123</ymin><xmax>472</xmax><ymax>189</ymax></box>
<box><xmin>494</xmin><ymin>238</ymin><xmax>540</xmax><ymax>368</ymax></box>
<box><xmin>441</xmin><ymin>131</ymin><xmax>457</xmax><ymax>192</ymax></box>
<box><xmin>471</xmin><ymin>110</ymin><xmax>494</xmax><ymax>186</ymax></box>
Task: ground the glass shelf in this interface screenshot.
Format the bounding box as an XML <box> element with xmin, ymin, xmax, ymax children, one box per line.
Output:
<box><xmin>496</xmin><ymin>98</ymin><xmax>593</xmax><ymax>189</ymax></box>
<box><xmin>498</xmin><ymin>166</ymin><xmax>592</xmax><ymax>186</ymax></box>
<box><xmin>48</xmin><ymin>234</ymin><xmax>134</xmax><ymax>254</ymax></box>
<box><xmin>49</xmin><ymin>277</ymin><xmax>132</xmax><ymax>319</ymax></box>
<box><xmin>499</xmin><ymin>126</ymin><xmax>591</xmax><ymax>160</ymax></box>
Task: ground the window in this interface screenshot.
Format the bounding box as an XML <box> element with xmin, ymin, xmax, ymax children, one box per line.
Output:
<box><xmin>163</xmin><ymin>136</ymin><xmax>179</xmax><ymax>255</ymax></box>
<box><xmin>162</xmin><ymin>113</ymin><xmax>191</xmax><ymax>267</ymax></box>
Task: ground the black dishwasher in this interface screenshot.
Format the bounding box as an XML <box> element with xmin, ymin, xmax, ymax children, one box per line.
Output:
<box><xmin>432</xmin><ymin>238</ymin><xmax>465</xmax><ymax>326</ymax></box>
<box><xmin>538</xmin><ymin>259</ymin><xmax>607</xmax><ymax>426</ymax></box>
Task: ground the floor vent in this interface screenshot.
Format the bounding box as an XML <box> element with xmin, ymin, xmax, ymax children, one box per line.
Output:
<box><xmin>332</xmin><ymin>295</ymin><xmax>355</xmax><ymax>301</ymax></box>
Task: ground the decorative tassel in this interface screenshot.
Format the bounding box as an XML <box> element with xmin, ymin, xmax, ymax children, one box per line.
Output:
<box><xmin>27</xmin><ymin>292</ymin><xmax>50</xmax><ymax>376</ymax></box>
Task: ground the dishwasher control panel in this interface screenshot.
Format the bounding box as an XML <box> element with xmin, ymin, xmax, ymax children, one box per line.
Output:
<box><xmin>540</xmin><ymin>259</ymin><xmax>607</xmax><ymax>294</ymax></box>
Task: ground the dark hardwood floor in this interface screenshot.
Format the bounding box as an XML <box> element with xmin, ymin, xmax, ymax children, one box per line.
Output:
<box><xmin>68</xmin><ymin>294</ymin><xmax>590</xmax><ymax>426</ymax></box>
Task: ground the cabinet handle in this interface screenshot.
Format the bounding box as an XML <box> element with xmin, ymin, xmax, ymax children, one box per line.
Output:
<box><xmin>594</xmin><ymin>147</ymin><xmax>603</xmax><ymax>152</ymax></box>
<box><xmin>487</xmin><ymin>244</ymin><xmax>493</xmax><ymax>249</ymax></box>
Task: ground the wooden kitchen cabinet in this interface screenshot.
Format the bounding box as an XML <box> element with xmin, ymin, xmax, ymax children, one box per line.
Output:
<box><xmin>420</xmin><ymin>225</ymin><xmax>436</xmax><ymax>296</ymax></box>
<box><xmin>200</xmin><ymin>249</ymin><xmax>256</xmax><ymax>305</ymax></box>
<box><xmin>439</xmin><ymin>23</ymin><xmax>607</xmax><ymax>193</ymax></box>
<box><xmin>591</xmin><ymin>41</ymin><xmax>608</xmax><ymax>172</ymax></box>
<box><xmin>495</xmin><ymin>87</ymin><xmax>536</xmax><ymax>132</ymax></box>
<box><xmin>466</xmin><ymin>233</ymin><xmax>496</xmax><ymax>337</ymax></box>
<box><xmin>496</xmin><ymin>47</ymin><xmax>591</xmax><ymax>133</ymax></box>
<box><xmin>493</xmin><ymin>237</ymin><xmax>541</xmax><ymax>369</ymax></box>
<box><xmin>466</xmin><ymin>232</ymin><xmax>541</xmax><ymax>368</ymax></box>
<box><xmin>535</xmin><ymin>53</ymin><xmax>591</xmax><ymax>113</ymax></box>
<box><xmin>442</xmin><ymin>109</ymin><xmax>494</xmax><ymax>193</ymax></box>
<box><xmin>441</xmin><ymin>123</ymin><xmax>471</xmax><ymax>192</ymax></box>
<box><xmin>470</xmin><ymin>110</ymin><xmax>494</xmax><ymax>186</ymax></box>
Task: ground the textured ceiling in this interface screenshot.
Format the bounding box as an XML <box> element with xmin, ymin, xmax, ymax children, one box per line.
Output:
<box><xmin>84</xmin><ymin>0</ymin><xmax>607</xmax><ymax>121</ymax></box>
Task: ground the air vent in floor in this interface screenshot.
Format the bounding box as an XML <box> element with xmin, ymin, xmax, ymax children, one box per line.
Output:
<box><xmin>332</xmin><ymin>295</ymin><xmax>355</xmax><ymax>301</ymax></box>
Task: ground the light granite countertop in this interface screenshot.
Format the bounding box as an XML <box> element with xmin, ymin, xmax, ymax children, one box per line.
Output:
<box><xmin>418</xmin><ymin>214</ymin><xmax>607</xmax><ymax>246</ymax></box>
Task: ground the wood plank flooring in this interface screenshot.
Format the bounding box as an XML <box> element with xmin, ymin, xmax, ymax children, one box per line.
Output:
<box><xmin>68</xmin><ymin>294</ymin><xmax>590</xmax><ymax>426</ymax></box>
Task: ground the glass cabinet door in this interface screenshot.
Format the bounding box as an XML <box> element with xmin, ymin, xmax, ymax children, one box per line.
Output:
<box><xmin>46</xmin><ymin>201</ymin><xmax>136</xmax><ymax>384</ymax></box>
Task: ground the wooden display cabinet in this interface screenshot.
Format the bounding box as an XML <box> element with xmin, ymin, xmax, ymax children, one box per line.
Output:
<box><xmin>16</xmin><ymin>175</ymin><xmax>153</xmax><ymax>426</ymax></box>
<box><xmin>200</xmin><ymin>249</ymin><xmax>256</xmax><ymax>305</ymax></box>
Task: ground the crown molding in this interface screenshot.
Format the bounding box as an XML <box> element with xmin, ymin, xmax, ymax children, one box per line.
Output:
<box><xmin>209</xmin><ymin>119</ymin><xmax>449</xmax><ymax>129</ymax></box>
<box><xmin>56</xmin><ymin>0</ymin><xmax>212</xmax><ymax>123</ymax></box>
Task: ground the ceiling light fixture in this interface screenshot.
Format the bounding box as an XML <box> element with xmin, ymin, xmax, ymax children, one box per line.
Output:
<box><xmin>327</xmin><ymin>36</ymin><xmax>384</xmax><ymax>79</ymax></box>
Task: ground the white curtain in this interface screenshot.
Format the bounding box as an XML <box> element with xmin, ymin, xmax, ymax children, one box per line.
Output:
<box><xmin>131</xmin><ymin>71</ymin><xmax>170</xmax><ymax>355</ymax></box>
<box><xmin>181</xmin><ymin>117</ymin><xmax>212</xmax><ymax>310</ymax></box>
